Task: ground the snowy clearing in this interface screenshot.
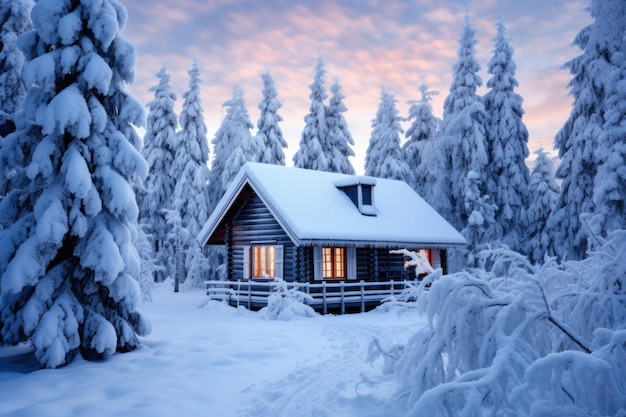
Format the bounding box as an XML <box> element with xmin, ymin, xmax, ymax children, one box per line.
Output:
<box><xmin>0</xmin><ymin>283</ymin><xmax>424</xmax><ymax>417</ymax></box>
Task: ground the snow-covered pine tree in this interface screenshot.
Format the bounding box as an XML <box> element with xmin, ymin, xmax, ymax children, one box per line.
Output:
<box><xmin>138</xmin><ymin>66</ymin><xmax>177</xmax><ymax>283</ymax></box>
<box><xmin>0</xmin><ymin>0</ymin><xmax>32</xmax><ymax>199</ymax></box>
<box><xmin>365</xmin><ymin>89</ymin><xmax>413</xmax><ymax>182</ymax></box>
<box><xmin>207</xmin><ymin>85</ymin><xmax>255</xmax><ymax>281</ymax></box>
<box><xmin>526</xmin><ymin>148</ymin><xmax>560</xmax><ymax>264</ymax></box>
<box><xmin>293</xmin><ymin>57</ymin><xmax>330</xmax><ymax>171</ymax></box>
<box><xmin>403</xmin><ymin>82</ymin><xmax>440</xmax><ymax>195</ymax></box>
<box><xmin>548</xmin><ymin>0</ymin><xmax>626</xmax><ymax>260</ymax></box>
<box><xmin>0</xmin><ymin>0</ymin><xmax>31</xmax><ymax>139</ymax></box>
<box><xmin>256</xmin><ymin>71</ymin><xmax>287</xmax><ymax>165</ymax></box>
<box><xmin>589</xmin><ymin>35</ymin><xmax>626</xmax><ymax>238</ymax></box>
<box><xmin>325</xmin><ymin>78</ymin><xmax>356</xmax><ymax>174</ymax></box>
<box><xmin>462</xmin><ymin>171</ymin><xmax>497</xmax><ymax>268</ymax></box>
<box><xmin>438</xmin><ymin>17</ymin><xmax>489</xmax><ymax>233</ymax></box>
<box><xmin>209</xmin><ymin>84</ymin><xmax>256</xmax><ymax>209</ymax></box>
<box><xmin>171</xmin><ymin>61</ymin><xmax>210</xmax><ymax>289</ymax></box>
<box><xmin>482</xmin><ymin>22</ymin><xmax>531</xmax><ymax>252</ymax></box>
<box><xmin>0</xmin><ymin>0</ymin><xmax>151</xmax><ymax>368</ymax></box>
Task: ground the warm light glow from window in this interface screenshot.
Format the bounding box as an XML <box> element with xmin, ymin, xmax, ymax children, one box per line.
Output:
<box><xmin>253</xmin><ymin>246</ymin><xmax>275</xmax><ymax>277</ymax></box>
<box><xmin>322</xmin><ymin>247</ymin><xmax>345</xmax><ymax>279</ymax></box>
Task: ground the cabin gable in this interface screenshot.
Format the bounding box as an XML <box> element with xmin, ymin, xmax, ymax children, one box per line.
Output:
<box><xmin>218</xmin><ymin>185</ymin><xmax>297</xmax><ymax>282</ymax></box>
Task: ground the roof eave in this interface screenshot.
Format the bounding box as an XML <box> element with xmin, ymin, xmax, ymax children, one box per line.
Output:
<box><xmin>296</xmin><ymin>238</ymin><xmax>467</xmax><ymax>249</ymax></box>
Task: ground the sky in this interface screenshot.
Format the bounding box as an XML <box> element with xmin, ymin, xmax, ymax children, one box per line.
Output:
<box><xmin>119</xmin><ymin>0</ymin><xmax>593</xmax><ymax>173</ymax></box>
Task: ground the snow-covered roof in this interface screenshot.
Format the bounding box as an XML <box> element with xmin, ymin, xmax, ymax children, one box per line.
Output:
<box><xmin>198</xmin><ymin>162</ymin><xmax>466</xmax><ymax>248</ymax></box>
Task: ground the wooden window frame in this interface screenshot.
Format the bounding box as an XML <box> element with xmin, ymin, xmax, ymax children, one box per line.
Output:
<box><xmin>322</xmin><ymin>247</ymin><xmax>346</xmax><ymax>279</ymax></box>
<box><xmin>243</xmin><ymin>245</ymin><xmax>283</xmax><ymax>280</ymax></box>
<box><xmin>252</xmin><ymin>245</ymin><xmax>276</xmax><ymax>278</ymax></box>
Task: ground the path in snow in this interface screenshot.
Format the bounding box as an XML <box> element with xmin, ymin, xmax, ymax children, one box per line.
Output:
<box><xmin>240</xmin><ymin>315</ymin><xmax>421</xmax><ymax>417</ymax></box>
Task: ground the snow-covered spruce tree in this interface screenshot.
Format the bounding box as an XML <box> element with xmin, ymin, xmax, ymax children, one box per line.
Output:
<box><xmin>402</xmin><ymin>82</ymin><xmax>440</xmax><ymax>196</ymax></box>
<box><xmin>526</xmin><ymin>148</ymin><xmax>559</xmax><ymax>264</ymax></box>
<box><xmin>389</xmin><ymin>231</ymin><xmax>626</xmax><ymax>416</ymax></box>
<box><xmin>0</xmin><ymin>0</ymin><xmax>151</xmax><ymax>368</ymax></box>
<box><xmin>131</xmin><ymin>223</ymin><xmax>158</xmax><ymax>302</ymax></box>
<box><xmin>171</xmin><ymin>61</ymin><xmax>210</xmax><ymax>289</ymax></box>
<box><xmin>256</xmin><ymin>71</ymin><xmax>287</xmax><ymax>165</ymax></box>
<box><xmin>589</xmin><ymin>38</ymin><xmax>626</xmax><ymax>238</ymax></box>
<box><xmin>548</xmin><ymin>0</ymin><xmax>626</xmax><ymax>260</ymax></box>
<box><xmin>208</xmin><ymin>85</ymin><xmax>255</xmax><ymax>280</ymax></box>
<box><xmin>365</xmin><ymin>89</ymin><xmax>413</xmax><ymax>182</ymax></box>
<box><xmin>461</xmin><ymin>170</ymin><xmax>497</xmax><ymax>268</ymax></box>
<box><xmin>209</xmin><ymin>84</ymin><xmax>256</xmax><ymax>209</ymax></box>
<box><xmin>138</xmin><ymin>66</ymin><xmax>177</xmax><ymax>282</ymax></box>
<box><xmin>0</xmin><ymin>0</ymin><xmax>32</xmax><ymax>199</ymax></box>
<box><xmin>325</xmin><ymin>78</ymin><xmax>356</xmax><ymax>174</ymax></box>
<box><xmin>482</xmin><ymin>22</ymin><xmax>531</xmax><ymax>252</ymax></box>
<box><xmin>438</xmin><ymin>17</ymin><xmax>489</xmax><ymax>233</ymax></box>
<box><xmin>0</xmin><ymin>0</ymin><xmax>31</xmax><ymax>139</ymax></box>
<box><xmin>293</xmin><ymin>57</ymin><xmax>330</xmax><ymax>171</ymax></box>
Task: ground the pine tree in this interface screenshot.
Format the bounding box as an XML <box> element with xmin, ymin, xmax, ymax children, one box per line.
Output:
<box><xmin>209</xmin><ymin>85</ymin><xmax>256</xmax><ymax>209</ymax></box>
<box><xmin>325</xmin><ymin>78</ymin><xmax>356</xmax><ymax>174</ymax></box>
<box><xmin>293</xmin><ymin>58</ymin><xmax>329</xmax><ymax>171</ymax></box>
<box><xmin>438</xmin><ymin>17</ymin><xmax>489</xmax><ymax>232</ymax></box>
<box><xmin>256</xmin><ymin>71</ymin><xmax>287</xmax><ymax>165</ymax></box>
<box><xmin>482</xmin><ymin>22</ymin><xmax>531</xmax><ymax>252</ymax></box>
<box><xmin>0</xmin><ymin>0</ymin><xmax>32</xmax><ymax>198</ymax></box>
<box><xmin>590</xmin><ymin>39</ymin><xmax>626</xmax><ymax>238</ymax></box>
<box><xmin>461</xmin><ymin>171</ymin><xmax>497</xmax><ymax>268</ymax></box>
<box><xmin>403</xmin><ymin>82</ymin><xmax>440</xmax><ymax>195</ymax></box>
<box><xmin>0</xmin><ymin>0</ymin><xmax>151</xmax><ymax>368</ymax></box>
<box><xmin>548</xmin><ymin>0</ymin><xmax>626</xmax><ymax>260</ymax></box>
<box><xmin>171</xmin><ymin>61</ymin><xmax>210</xmax><ymax>289</ymax></box>
<box><xmin>138</xmin><ymin>66</ymin><xmax>177</xmax><ymax>283</ymax></box>
<box><xmin>365</xmin><ymin>89</ymin><xmax>413</xmax><ymax>182</ymax></box>
<box><xmin>208</xmin><ymin>85</ymin><xmax>255</xmax><ymax>281</ymax></box>
<box><xmin>526</xmin><ymin>148</ymin><xmax>560</xmax><ymax>264</ymax></box>
<box><xmin>0</xmin><ymin>0</ymin><xmax>31</xmax><ymax>138</ymax></box>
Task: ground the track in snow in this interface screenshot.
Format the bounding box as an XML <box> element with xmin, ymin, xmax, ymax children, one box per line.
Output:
<box><xmin>239</xmin><ymin>319</ymin><xmax>408</xmax><ymax>417</ymax></box>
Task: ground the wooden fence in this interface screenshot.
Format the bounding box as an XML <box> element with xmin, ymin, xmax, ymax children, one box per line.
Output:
<box><xmin>205</xmin><ymin>279</ymin><xmax>420</xmax><ymax>314</ymax></box>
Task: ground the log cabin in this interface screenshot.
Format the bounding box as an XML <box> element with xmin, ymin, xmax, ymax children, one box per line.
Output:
<box><xmin>198</xmin><ymin>162</ymin><xmax>466</xmax><ymax>312</ymax></box>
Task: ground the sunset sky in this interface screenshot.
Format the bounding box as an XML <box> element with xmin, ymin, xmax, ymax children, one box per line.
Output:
<box><xmin>120</xmin><ymin>0</ymin><xmax>592</xmax><ymax>173</ymax></box>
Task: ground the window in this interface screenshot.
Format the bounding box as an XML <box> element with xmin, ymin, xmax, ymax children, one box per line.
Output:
<box><xmin>243</xmin><ymin>245</ymin><xmax>283</xmax><ymax>279</ymax></box>
<box><xmin>361</xmin><ymin>184</ymin><xmax>372</xmax><ymax>206</ymax></box>
<box><xmin>253</xmin><ymin>246</ymin><xmax>275</xmax><ymax>277</ymax></box>
<box><xmin>314</xmin><ymin>246</ymin><xmax>355</xmax><ymax>280</ymax></box>
<box><xmin>322</xmin><ymin>247</ymin><xmax>345</xmax><ymax>279</ymax></box>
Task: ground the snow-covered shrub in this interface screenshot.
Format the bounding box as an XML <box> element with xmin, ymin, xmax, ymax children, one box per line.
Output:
<box><xmin>392</xmin><ymin>231</ymin><xmax>626</xmax><ymax>416</ymax></box>
<box><xmin>378</xmin><ymin>249</ymin><xmax>440</xmax><ymax>311</ymax></box>
<box><xmin>368</xmin><ymin>337</ymin><xmax>405</xmax><ymax>375</ymax></box>
<box><xmin>259</xmin><ymin>279</ymin><xmax>318</xmax><ymax>321</ymax></box>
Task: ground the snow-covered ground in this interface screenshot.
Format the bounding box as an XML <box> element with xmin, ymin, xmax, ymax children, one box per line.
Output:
<box><xmin>0</xmin><ymin>283</ymin><xmax>424</xmax><ymax>417</ymax></box>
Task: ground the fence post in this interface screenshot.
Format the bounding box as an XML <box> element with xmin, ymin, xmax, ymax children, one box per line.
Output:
<box><xmin>323</xmin><ymin>281</ymin><xmax>327</xmax><ymax>315</ymax></box>
<box><xmin>248</xmin><ymin>282</ymin><xmax>252</xmax><ymax>309</ymax></box>
<box><xmin>340</xmin><ymin>281</ymin><xmax>345</xmax><ymax>315</ymax></box>
<box><xmin>360</xmin><ymin>280</ymin><xmax>365</xmax><ymax>313</ymax></box>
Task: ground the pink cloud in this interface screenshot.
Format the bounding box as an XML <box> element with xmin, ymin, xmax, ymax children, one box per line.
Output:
<box><xmin>122</xmin><ymin>0</ymin><xmax>593</xmax><ymax>172</ymax></box>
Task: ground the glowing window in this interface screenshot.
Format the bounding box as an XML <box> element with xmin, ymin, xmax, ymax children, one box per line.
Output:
<box><xmin>322</xmin><ymin>247</ymin><xmax>345</xmax><ymax>279</ymax></box>
<box><xmin>253</xmin><ymin>246</ymin><xmax>276</xmax><ymax>278</ymax></box>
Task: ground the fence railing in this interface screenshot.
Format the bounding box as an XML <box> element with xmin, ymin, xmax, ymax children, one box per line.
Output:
<box><xmin>205</xmin><ymin>279</ymin><xmax>419</xmax><ymax>314</ymax></box>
